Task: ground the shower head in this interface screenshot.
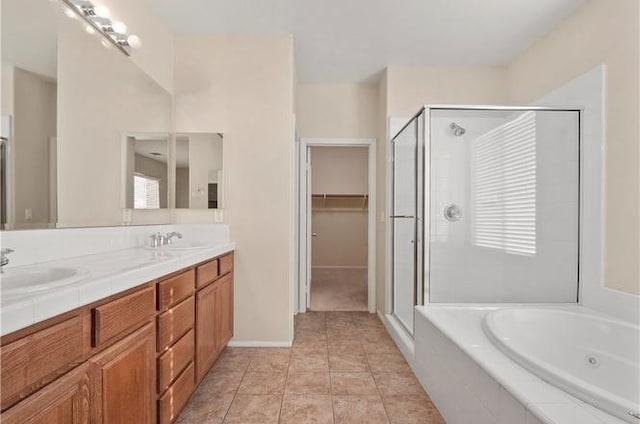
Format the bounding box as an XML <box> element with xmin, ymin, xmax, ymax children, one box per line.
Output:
<box><xmin>449</xmin><ymin>122</ymin><xmax>466</xmax><ymax>136</ymax></box>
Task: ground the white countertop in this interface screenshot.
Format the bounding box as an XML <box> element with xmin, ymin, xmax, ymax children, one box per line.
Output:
<box><xmin>0</xmin><ymin>242</ymin><xmax>235</xmax><ymax>336</ymax></box>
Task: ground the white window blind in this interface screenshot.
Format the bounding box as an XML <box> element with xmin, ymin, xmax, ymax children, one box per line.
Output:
<box><xmin>134</xmin><ymin>174</ymin><xmax>160</xmax><ymax>209</ymax></box>
<box><xmin>472</xmin><ymin>111</ymin><xmax>537</xmax><ymax>256</ymax></box>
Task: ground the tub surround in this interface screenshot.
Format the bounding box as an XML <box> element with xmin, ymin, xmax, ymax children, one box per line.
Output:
<box><xmin>414</xmin><ymin>305</ymin><xmax>630</xmax><ymax>424</ymax></box>
<box><xmin>532</xmin><ymin>65</ymin><xmax>640</xmax><ymax>326</ymax></box>
<box><xmin>0</xmin><ymin>224</ymin><xmax>234</xmax><ymax>335</ymax></box>
<box><xmin>485</xmin><ymin>308</ymin><xmax>639</xmax><ymax>422</ymax></box>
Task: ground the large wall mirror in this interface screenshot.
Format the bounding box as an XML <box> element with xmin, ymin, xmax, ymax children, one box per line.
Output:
<box><xmin>1</xmin><ymin>0</ymin><xmax>172</xmax><ymax>229</ymax></box>
<box><xmin>175</xmin><ymin>133</ymin><xmax>224</xmax><ymax>210</ymax></box>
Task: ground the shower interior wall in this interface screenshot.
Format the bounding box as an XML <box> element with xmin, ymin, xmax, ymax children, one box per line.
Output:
<box><xmin>425</xmin><ymin>109</ymin><xmax>580</xmax><ymax>303</ymax></box>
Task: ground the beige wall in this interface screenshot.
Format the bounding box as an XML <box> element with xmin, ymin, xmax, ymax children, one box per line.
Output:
<box><xmin>1</xmin><ymin>66</ymin><xmax>14</xmax><ymax>118</ymax></box>
<box><xmin>174</xmin><ymin>34</ymin><xmax>295</xmax><ymax>344</ymax></box>
<box><xmin>296</xmin><ymin>84</ymin><xmax>378</xmax><ymax>138</ymax></box>
<box><xmin>188</xmin><ymin>133</ymin><xmax>222</xmax><ymax>209</ymax></box>
<box><xmin>310</xmin><ymin>147</ymin><xmax>368</xmax><ymax>195</ymax></box>
<box><xmin>386</xmin><ymin>66</ymin><xmax>509</xmax><ymax>116</ymax></box>
<box><xmin>312</xmin><ymin>212</ymin><xmax>368</xmax><ymax>267</ymax></box>
<box><xmin>13</xmin><ymin>67</ymin><xmax>56</xmax><ymax>227</ymax></box>
<box><xmin>57</xmin><ymin>20</ymin><xmax>172</xmax><ymax>227</ymax></box>
<box><xmin>101</xmin><ymin>0</ymin><xmax>174</xmax><ymax>93</ymax></box>
<box><xmin>310</xmin><ymin>147</ymin><xmax>368</xmax><ymax>268</ymax></box>
<box><xmin>175</xmin><ymin>167</ymin><xmax>189</xmax><ymax>208</ymax></box>
<box><xmin>507</xmin><ymin>0</ymin><xmax>640</xmax><ymax>294</ymax></box>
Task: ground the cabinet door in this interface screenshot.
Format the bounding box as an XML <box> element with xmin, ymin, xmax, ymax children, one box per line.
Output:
<box><xmin>195</xmin><ymin>282</ymin><xmax>218</xmax><ymax>382</ymax></box>
<box><xmin>217</xmin><ymin>274</ymin><xmax>234</xmax><ymax>347</ymax></box>
<box><xmin>1</xmin><ymin>363</ymin><xmax>90</xmax><ymax>424</ymax></box>
<box><xmin>88</xmin><ymin>323</ymin><xmax>155</xmax><ymax>424</ymax></box>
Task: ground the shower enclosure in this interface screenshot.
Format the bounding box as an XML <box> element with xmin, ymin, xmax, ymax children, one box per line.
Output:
<box><xmin>391</xmin><ymin>106</ymin><xmax>581</xmax><ymax>335</ymax></box>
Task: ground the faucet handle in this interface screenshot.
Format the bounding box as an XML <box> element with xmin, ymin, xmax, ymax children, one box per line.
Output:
<box><xmin>149</xmin><ymin>233</ymin><xmax>161</xmax><ymax>248</ymax></box>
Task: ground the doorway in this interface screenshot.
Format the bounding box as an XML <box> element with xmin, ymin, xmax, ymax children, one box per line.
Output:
<box><xmin>297</xmin><ymin>138</ymin><xmax>376</xmax><ymax>313</ymax></box>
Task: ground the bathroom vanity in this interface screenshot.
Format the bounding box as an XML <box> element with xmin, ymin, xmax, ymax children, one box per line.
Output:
<box><xmin>0</xmin><ymin>247</ymin><xmax>234</xmax><ymax>424</ymax></box>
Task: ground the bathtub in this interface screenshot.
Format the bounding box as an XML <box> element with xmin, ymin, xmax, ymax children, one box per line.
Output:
<box><xmin>484</xmin><ymin>308</ymin><xmax>640</xmax><ymax>423</ymax></box>
<box><xmin>411</xmin><ymin>305</ymin><xmax>636</xmax><ymax>424</ymax></box>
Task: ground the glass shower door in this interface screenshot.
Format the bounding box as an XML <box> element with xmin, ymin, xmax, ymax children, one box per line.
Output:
<box><xmin>391</xmin><ymin>113</ymin><xmax>424</xmax><ymax>334</ymax></box>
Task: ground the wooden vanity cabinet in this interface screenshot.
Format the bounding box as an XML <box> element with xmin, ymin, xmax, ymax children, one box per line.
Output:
<box><xmin>0</xmin><ymin>314</ymin><xmax>89</xmax><ymax>410</ymax></box>
<box><xmin>89</xmin><ymin>323</ymin><xmax>156</xmax><ymax>424</ymax></box>
<box><xmin>155</xmin><ymin>269</ymin><xmax>196</xmax><ymax>424</ymax></box>
<box><xmin>0</xmin><ymin>363</ymin><xmax>90</xmax><ymax>424</ymax></box>
<box><xmin>0</xmin><ymin>250</ymin><xmax>234</xmax><ymax>424</ymax></box>
<box><xmin>195</xmin><ymin>253</ymin><xmax>234</xmax><ymax>382</ymax></box>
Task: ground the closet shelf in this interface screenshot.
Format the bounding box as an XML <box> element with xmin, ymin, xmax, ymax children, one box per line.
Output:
<box><xmin>312</xmin><ymin>194</ymin><xmax>368</xmax><ymax>211</ymax></box>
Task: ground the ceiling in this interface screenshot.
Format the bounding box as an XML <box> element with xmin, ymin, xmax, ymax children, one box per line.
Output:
<box><xmin>153</xmin><ymin>0</ymin><xmax>585</xmax><ymax>83</ymax></box>
<box><xmin>134</xmin><ymin>138</ymin><xmax>169</xmax><ymax>164</ymax></box>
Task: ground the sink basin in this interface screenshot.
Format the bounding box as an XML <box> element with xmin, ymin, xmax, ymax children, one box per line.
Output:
<box><xmin>144</xmin><ymin>242</ymin><xmax>210</xmax><ymax>251</ymax></box>
<box><xmin>1</xmin><ymin>267</ymin><xmax>90</xmax><ymax>298</ymax></box>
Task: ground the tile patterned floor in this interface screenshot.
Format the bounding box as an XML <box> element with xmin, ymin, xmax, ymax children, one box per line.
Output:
<box><xmin>176</xmin><ymin>311</ymin><xmax>445</xmax><ymax>424</ymax></box>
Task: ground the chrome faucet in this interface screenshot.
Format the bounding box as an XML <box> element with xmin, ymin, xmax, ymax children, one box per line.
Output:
<box><xmin>1</xmin><ymin>248</ymin><xmax>13</xmax><ymax>272</ymax></box>
<box><xmin>149</xmin><ymin>232</ymin><xmax>166</xmax><ymax>248</ymax></box>
<box><xmin>164</xmin><ymin>232</ymin><xmax>183</xmax><ymax>245</ymax></box>
<box><xmin>149</xmin><ymin>232</ymin><xmax>183</xmax><ymax>248</ymax></box>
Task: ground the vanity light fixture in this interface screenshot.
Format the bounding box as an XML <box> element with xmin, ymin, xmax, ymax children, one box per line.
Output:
<box><xmin>59</xmin><ymin>0</ymin><xmax>142</xmax><ymax>56</ymax></box>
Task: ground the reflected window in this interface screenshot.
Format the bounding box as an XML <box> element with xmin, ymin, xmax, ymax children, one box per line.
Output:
<box><xmin>472</xmin><ymin>111</ymin><xmax>536</xmax><ymax>256</ymax></box>
<box><xmin>133</xmin><ymin>174</ymin><xmax>160</xmax><ymax>209</ymax></box>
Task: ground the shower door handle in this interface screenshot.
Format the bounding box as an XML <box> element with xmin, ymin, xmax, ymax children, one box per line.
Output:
<box><xmin>390</xmin><ymin>215</ymin><xmax>415</xmax><ymax>219</ymax></box>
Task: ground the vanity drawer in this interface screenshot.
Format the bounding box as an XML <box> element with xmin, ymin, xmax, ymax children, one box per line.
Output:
<box><xmin>157</xmin><ymin>329</ymin><xmax>194</xmax><ymax>393</ymax></box>
<box><xmin>157</xmin><ymin>269</ymin><xmax>195</xmax><ymax>310</ymax></box>
<box><xmin>92</xmin><ymin>286</ymin><xmax>155</xmax><ymax>348</ymax></box>
<box><xmin>157</xmin><ymin>296</ymin><xmax>195</xmax><ymax>352</ymax></box>
<box><xmin>158</xmin><ymin>361</ymin><xmax>195</xmax><ymax>424</ymax></box>
<box><xmin>219</xmin><ymin>253</ymin><xmax>234</xmax><ymax>276</ymax></box>
<box><xmin>1</xmin><ymin>315</ymin><xmax>86</xmax><ymax>410</ymax></box>
<box><xmin>196</xmin><ymin>259</ymin><xmax>218</xmax><ymax>289</ymax></box>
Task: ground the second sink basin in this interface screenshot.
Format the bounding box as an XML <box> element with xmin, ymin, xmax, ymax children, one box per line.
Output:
<box><xmin>1</xmin><ymin>267</ymin><xmax>91</xmax><ymax>298</ymax></box>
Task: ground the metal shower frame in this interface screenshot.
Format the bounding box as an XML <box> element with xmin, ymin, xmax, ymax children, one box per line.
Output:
<box><xmin>390</xmin><ymin>104</ymin><xmax>583</xmax><ymax>336</ymax></box>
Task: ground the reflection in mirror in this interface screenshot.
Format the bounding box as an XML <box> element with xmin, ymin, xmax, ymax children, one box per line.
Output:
<box><xmin>175</xmin><ymin>138</ymin><xmax>190</xmax><ymax>209</ymax></box>
<box><xmin>125</xmin><ymin>135</ymin><xmax>169</xmax><ymax>209</ymax></box>
<box><xmin>175</xmin><ymin>133</ymin><xmax>223</xmax><ymax>209</ymax></box>
<box><xmin>1</xmin><ymin>0</ymin><xmax>59</xmax><ymax>229</ymax></box>
<box><xmin>1</xmin><ymin>0</ymin><xmax>173</xmax><ymax>228</ymax></box>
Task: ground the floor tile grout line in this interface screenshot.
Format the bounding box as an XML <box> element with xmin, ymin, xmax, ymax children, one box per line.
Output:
<box><xmin>327</xmin><ymin>338</ymin><xmax>338</xmax><ymax>424</ymax></box>
<box><xmin>370</xmin><ymin>359</ymin><xmax>394</xmax><ymax>423</ymax></box>
<box><xmin>220</xmin><ymin>349</ymin><xmax>250</xmax><ymax>423</ymax></box>
<box><xmin>275</xmin><ymin>349</ymin><xmax>292</xmax><ymax>424</ymax></box>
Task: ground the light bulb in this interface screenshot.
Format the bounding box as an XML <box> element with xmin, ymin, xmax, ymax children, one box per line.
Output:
<box><xmin>101</xmin><ymin>39</ymin><xmax>111</xmax><ymax>49</ymax></box>
<box><xmin>85</xmin><ymin>25</ymin><xmax>95</xmax><ymax>34</ymax></box>
<box><xmin>93</xmin><ymin>4</ymin><xmax>110</xmax><ymax>19</ymax></box>
<box><xmin>127</xmin><ymin>34</ymin><xmax>142</xmax><ymax>49</ymax></box>
<box><xmin>111</xmin><ymin>21</ymin><xmax>127</xmax><ymax>34</ymax></box>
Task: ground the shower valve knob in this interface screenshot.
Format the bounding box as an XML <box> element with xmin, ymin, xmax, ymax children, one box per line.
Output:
<box><xmin>444</xmin><ymin>204</ymin><xmax>462</xmax><ymax>222</ymax></box>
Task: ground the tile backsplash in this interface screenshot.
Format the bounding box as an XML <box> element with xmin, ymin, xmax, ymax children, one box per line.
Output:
<box><xmin>0</xmin><ymin>224</ymin><xmax>230</xmax><ymax>267</ymax></box>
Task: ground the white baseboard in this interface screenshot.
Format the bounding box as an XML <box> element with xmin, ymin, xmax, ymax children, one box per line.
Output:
<box><xmin>227</xmin><ymin>340</ymin><xmax>293</xmax><ymax>348</ymax></box>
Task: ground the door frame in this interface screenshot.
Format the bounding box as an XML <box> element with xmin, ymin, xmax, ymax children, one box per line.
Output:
<box><xmin>297</xmin><ymin>138</ymin><xmax>377</xmax><ymax>313</ymax></box>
